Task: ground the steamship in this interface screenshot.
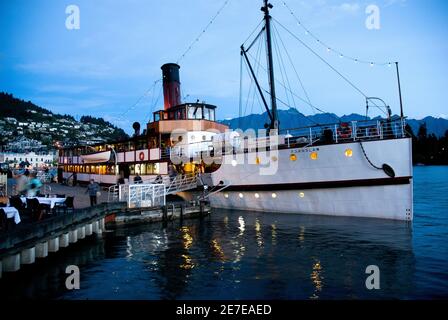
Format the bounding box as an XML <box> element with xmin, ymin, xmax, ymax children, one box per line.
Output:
<box><xmin>58</xmin><ymin>1</ymin><xmax>413</xmax><ymax>221</ymax></box>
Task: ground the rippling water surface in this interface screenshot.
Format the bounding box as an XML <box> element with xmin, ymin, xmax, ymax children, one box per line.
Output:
<box><xmin>0</xmin><ymin>166</ymin><xmax>447</xmax><ymax>299</ymax></box>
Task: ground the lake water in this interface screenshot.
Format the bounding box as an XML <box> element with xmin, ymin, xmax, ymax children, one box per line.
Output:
<box><xmin>1</xmin><ymin>166</ymin><xmax>447</xmax><ymax>299</ymax></box>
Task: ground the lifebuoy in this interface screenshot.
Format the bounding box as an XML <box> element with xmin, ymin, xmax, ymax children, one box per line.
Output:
<box><xmin>139</xmin><ymin>152</ymin><xmax>145</xmax><ymax>161</ymax></box>
<box><xmin>337</xmin><ymin>123</ymin><xmax>352</xmax><ymax>139</ymax></box>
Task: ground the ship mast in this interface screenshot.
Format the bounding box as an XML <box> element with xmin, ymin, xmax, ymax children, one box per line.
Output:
<box><xmin>261</xmin><ymin>0</ymin><xmax>279</xmax><ymax>130</ymax></box>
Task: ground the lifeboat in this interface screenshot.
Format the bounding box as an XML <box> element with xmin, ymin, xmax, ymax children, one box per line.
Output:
<box><xmin>80</xmin><ymin>151</ymin><xmax>111</xmax><ymax>164</ymax></box>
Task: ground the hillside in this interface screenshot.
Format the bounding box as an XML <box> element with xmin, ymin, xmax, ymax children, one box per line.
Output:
<box><xmin>0</xmin><ymin>92</ymin><xmax>128</xmax><ymax>149</ymax></box>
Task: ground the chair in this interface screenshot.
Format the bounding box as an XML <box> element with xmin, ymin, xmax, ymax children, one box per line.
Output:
<box><xmin>56</xmin><ymin>196</ymin><xmax>75</xmax><ymax>214</ymax></box>
<box><xmin>0</xmin><ymin>209</ymin><xmax>7</xmax><ymax>231</ymax></box>
<box><xmin>26</xmin><ymin>198</ymin><xmax>49</xmax><ymax>220</ymax></box>
<box><xmin>0</xmin><ymin>208</ymin><xmax>15</xmax><ymax>231</ymax></box>
<box><xmin>9</xmin><ymin>196</ymin><xmax>25</xmax><ymax>211</ymax></box>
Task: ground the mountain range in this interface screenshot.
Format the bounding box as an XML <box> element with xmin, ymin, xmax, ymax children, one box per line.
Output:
<box><xmin>220</xmin><ymin>108</ymin><xmax>448</xmax><ymax>138</ymax></box>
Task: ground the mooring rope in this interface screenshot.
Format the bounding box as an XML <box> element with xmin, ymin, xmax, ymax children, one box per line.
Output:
<box><xmin>358</xmin><ymin>141</ymin><xmax>382</xmax><ymax>170</ymax></box>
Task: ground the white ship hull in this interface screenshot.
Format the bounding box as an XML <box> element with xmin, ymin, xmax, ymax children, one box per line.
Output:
<box><xmin>209</xmin><ymin>138</ymin><xmax>413</xmax><ymax>221</ymax></box>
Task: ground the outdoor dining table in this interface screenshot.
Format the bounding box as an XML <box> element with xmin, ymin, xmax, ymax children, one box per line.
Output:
<box><xmin>1</xmin><ymin>206</ymin><xmax>21</xmax><ymax>224</ymax></box>
<box><xmin>20</xmin><ymin>196</ymin><xmax>66</xmax><ymax>209</ymax></box>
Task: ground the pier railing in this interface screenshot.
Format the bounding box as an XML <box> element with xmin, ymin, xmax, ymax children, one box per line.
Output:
<box><xmin>127</xmin><ymin>184</ymin><xmax>166</xmax><ymax>208</ymax></box>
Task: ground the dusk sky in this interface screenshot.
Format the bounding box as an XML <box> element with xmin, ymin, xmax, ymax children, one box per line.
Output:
<box><xmin>1</xmin><ymin>0</ymin><xmax>447</xmax><ymax>133</ymax></box>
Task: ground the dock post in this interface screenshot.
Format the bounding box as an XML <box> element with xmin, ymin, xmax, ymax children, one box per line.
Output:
<box><xmin>48</xmin><ymin>237</ymin><xmax>59</xmax><ymax>253</ymax></box>
<box><xmin>180</xmin><ymin>204</ymin><xmax>185</xmax><ymax>222</ymax></box>
<box><xmin>59</xmin><ymin>233</ymin><xmax>70</xmax><ymax>248</ymax></box>
<box><xmin>199</xmin><ymin>201</ymin><xmax>204</xmax><ymax>218</ymax></box>
<box><xmin>2</xmin><ymin>254</ymin><xmax>20</xmax><ymax>272</ymax></box>
<box><xmin>162</xmin><ymin>205</ymin><xmax>168</xmax><ymax>227</ymax></box>
<box><xmin>36</xmin><ymin>242</ymin><xmax>49</xmax><ymax>258</ymax></box>
<box><xmin>20</xmin><ymin>247</ymin><xmax>36</xmax><ymax>264</ymax></box>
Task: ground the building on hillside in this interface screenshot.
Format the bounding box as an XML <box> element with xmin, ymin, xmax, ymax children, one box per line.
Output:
<box><xmin>0</xmin><ymin>151</ymin><xmax>57</xmax><ymax>168</ymax></box>
<box><xmin>2</xmin><ymin>136</ymin><xmax>46</xmax><ymax>153</ymax></box>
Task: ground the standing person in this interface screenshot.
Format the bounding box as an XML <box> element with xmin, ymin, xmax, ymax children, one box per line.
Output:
<box><xmin>27</xmin><ymin>172</ymin><xmax>42</xmax><ymax>197</ymax></box>
<box><xmin>168</xmin><ymin>164</ymin><xmax>178</xmax><ymax>182</ymax></box>
<box><xmin>85</xmin><ymin>179</ymin><xmax>100</xmax><ymax>206</ymax></box>
<box><xmin>133</xmin><ymin>173</ymin><xmax>142</xmax><ymax>184</ymax></box>
<box><xmin>14</xmin><ymin>172</ymin><xmax>28</xmax><ymax>196</ymax></box>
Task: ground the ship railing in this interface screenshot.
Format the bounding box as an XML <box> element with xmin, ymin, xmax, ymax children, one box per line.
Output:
<box><xmin>281</xmin><ymin>117</ymin><xmax>406</xmax><ymax>146</ymax></box>
<box><xmin>163</xmin><ymin>117</ymin><xmax>406</xmax><ymax>160</ymax></box>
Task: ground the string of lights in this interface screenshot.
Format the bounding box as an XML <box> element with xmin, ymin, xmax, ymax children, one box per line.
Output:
<box><xmin>116</xmin><ymin>79</ymin><xmax>161</xmax><ymax>121</ymax></box>
<box><xmin>281</xmin><ymin>0</ymin><xmax>395</xmax><ymax>67</ymax></box>
<box><xmin>177</xmin><ymin>0</ymin><xmax>231</xmax><ymax>64</ymax></box>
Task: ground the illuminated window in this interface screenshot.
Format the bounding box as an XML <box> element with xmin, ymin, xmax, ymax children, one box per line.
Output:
<box><xmin>310</xmin><ymin>152</ymin><xmax>318</xmax><ymax>160</ymax></box>
<box><xmin>254</xmin><ymin>193</ymin><xmax>260</xmax><ymax>199</ymax></box>
<box><xmin>224</xmin><ymin>193</ymin><xmax>229</xmax><ymax>198</ymax></box>
<box><xmin>272</xmin><ymin>193</ymin><xmax>277</xmax><ymax>198</ymax></box>
<box><xmin>345</xmin><ymin>148</ymin><xmax>353</xmax><ymax>157</ymax></box>
<box><xmin>255</xmin><ymin>156</ymin><xmax>260</xmax><ymax>165</ymax></box>
<box><xmin>290</xmin><ymin>154</ymin><xmax>297</xmax><ymax>161</ymax></box>
<box><xmin>298</xmin><ymin>192</ymin><xmax>305</xmax><ymax>198</ymax></box>
<box><xmin>231</xmin><ymin>159</ymin><xmax>238</xmax><ymax>167</ymax></box>
<box><xmin>239</xmin><ymin>193</ymin><xmax>244</xmax><ymax>198</ymax></box>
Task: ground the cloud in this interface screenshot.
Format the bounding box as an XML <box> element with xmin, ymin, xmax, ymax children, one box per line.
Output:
<box><xmin>37</xmin><ymin>84</ymin><xmax>92</xmax><ymax>94</ymax></box>
<box><xmin>338</xmin><ymin>3</ymin><xmax>361</xmax><ymax>14</ymax></box>
<box><xmin>17</xmin><ymin>60</ymin><xmax>113</xmax><ymax>78</ymax></box>
<box><xmin>384</xmin><ymin>0</ymin><xmax>407</xmax><ymax>7</ymax></box>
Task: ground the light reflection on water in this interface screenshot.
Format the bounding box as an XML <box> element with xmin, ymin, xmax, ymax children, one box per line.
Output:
<box><xmin>0</xmin><ymin>166</ymin><xmax>447</xmax><ymax>300</ymax></box>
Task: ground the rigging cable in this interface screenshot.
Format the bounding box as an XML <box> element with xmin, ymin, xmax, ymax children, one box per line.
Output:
<box><xmin>272</xmin><ymin>21</ymin><xmax>314</xmax><ymax>114</ymax></box>
<box><xmin>273</xmin><ymin>18</ymin><xmax>369</xmax><ymax>99</ymax></box>
<box><xmin>271</xmin><ymin>23</ymin><xmax>294</xmax><ymax>110</ymax></box>
<box><xmin>246</xmin><ymin>50</ymin><xmax>339</xmax><ymax>122</ymax></box>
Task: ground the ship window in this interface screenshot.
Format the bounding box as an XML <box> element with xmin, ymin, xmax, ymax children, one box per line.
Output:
<box><xmin>188</xmin><ymin>106</ymin><xmax>203</xmax><ymax>119</ymax></box>
<box><xmin>154</xmin><ymin>112</ymin><xmax>160</xmax><ymax>122</ymax></box>
<box><xmin>210</xmin><ymin>109</ymin><xmax>215</xmax><ymax>121</ymax></box>
<box><xmin>129</xmin><ymin>164</ymin><xmax>135</xmax><ymax>175</ymax></box>
<box><xmin>203</xmin><ymin>107</ymin><xmax>210</xmax><ymax>120</ymax></box>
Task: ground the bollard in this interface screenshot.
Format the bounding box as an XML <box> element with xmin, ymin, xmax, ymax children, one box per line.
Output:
<box><xmin>20</xmin><ymin>247</ymin><xmax>36</xmax><ymax>264</ymax></box>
